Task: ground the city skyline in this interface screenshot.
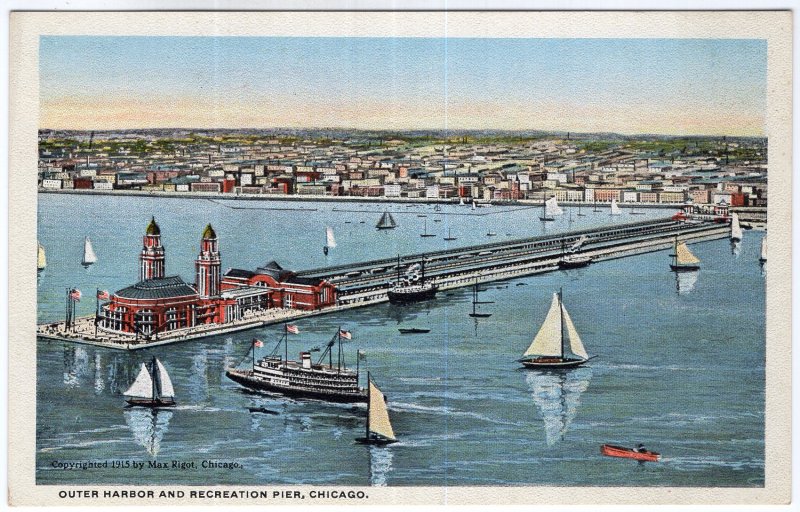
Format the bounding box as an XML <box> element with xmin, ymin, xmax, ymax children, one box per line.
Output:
<box><xmin>40</xmin><ymin>36</ymin><xmax>767</xmax><ymax>136</ymax></box>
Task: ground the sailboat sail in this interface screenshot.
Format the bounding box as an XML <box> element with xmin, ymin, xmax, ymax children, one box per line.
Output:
<box><xmin>760</xmin><ymin>234</ymin><xmax>767</xmax><ymax>261</ymax></box>
<box><xmin>83</xmin><ymin>237</ymin><xmax>97</xmax><ymax>265</ymax></box>
<box><xmin>155</xmin><ymin>359</ymin><xmax>175</xmax><ymax>398</ymax></box>
<box><xmin>610</xmin><ymin>199</ymin><xmax>621</xmax><ymax>215</ymax></box>
<box><xmin>124</xmin><ymin>364</ymin><xmax>153</xmax><ymax>398</ymax></box>
<box><xmin>376</xmin><ymin>212</ymin><xmax>397</xmax><ymax>229</ymax></box>
<box><xmin>368</xmin><ymin>379</ymin><xmax>396</xmax><ymax>441</ymax></box>
<box><xmin>730</xmin><ymin>213</ymin><xmax>743</xmax><ymax>240</ymax></box>
<box><xmin>523</xmin><ymin>293</ymin><xmax>563</xmax><ymax>358</ymax></box>
<box><xmin>561</xmin><ymin>305</ymin><xmax>589</xmax><ymax>360</ymax></box>
<box><xmin>37</xmin><ymin>242</ymin><xmax>47</xmax><ymax>270</ymax></box>
<box><xmin>325</xmin><ymin>227</ymin><xmax>337</xmax><ymax>248</ymax></box>
<box><xmin>544</xmin><ymin>197</ymin><xmax>564</xmax><ymax>216</ymax></box>
<box><xmin>676</xmin><ymin>242</ymin><xmax>700</xmax><ymax>265</ymax></box>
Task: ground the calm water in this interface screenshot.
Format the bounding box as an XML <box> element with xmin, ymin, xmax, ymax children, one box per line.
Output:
<box><xmin>36</xmin><ymin>194</ymin><xmax>765</xmax><ymax>486</ymax></box>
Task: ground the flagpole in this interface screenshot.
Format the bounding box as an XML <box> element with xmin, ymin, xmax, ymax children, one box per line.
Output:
<box><xmin>284</xmin><ymin>323</ymin><xmax>288</xmax><ymax>368</ymax></box>
<box><xmin>95</xmin><ymin>289</ymin><xmax>99</xmax><ymax>338</ymax></box>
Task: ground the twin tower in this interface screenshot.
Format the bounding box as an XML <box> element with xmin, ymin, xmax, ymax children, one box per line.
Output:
<box><xmin>140</xmin><ymin>217</ymin><xmax>221</xmax><ymax>298</ymax></box>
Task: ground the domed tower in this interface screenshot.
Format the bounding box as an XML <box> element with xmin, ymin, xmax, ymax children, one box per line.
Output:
<box><xmin>195</xmin><ymin>224</ymin><xmax>221</xmax><ymax>298</ymax></box>
<box><xmin>140</xmin><ymin>217</ymin><xmax>165</xmax><ymax>281</ymax></box>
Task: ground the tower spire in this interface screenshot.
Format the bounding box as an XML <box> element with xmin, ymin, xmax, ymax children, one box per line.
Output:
<box><xmin>196</xmin><ymin>224</ymin><xmax>221</xmax><ymax>297</ymax></box>
<box><xmin>140</xmin><ymin>217</ymin><xmax>165</xmax><ymax>281</ymax></box>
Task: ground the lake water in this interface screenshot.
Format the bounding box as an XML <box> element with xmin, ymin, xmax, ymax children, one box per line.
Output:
<box><xmin>36</xmin><ymin>193</ymin><xmax>765</xmax><ymax>486</ymax></box>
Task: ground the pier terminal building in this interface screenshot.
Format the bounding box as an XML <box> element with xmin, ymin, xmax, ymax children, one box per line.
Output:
<box><xmin>98</xmin><ymin>218</ymin><xmax>336</xmax><ymax>338</ymax></box>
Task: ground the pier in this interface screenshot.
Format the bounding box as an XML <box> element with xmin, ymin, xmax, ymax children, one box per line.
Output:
<box><xmin>37</xmin><ymin>217</ymin><xmax>730</xmax><ymax>350</ymax></box>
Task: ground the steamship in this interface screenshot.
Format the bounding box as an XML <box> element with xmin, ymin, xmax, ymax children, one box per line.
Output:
<box><xmin>225</xmin><ymin>326</ymin><xmax>367</xmax><ymax>403</ymax></box>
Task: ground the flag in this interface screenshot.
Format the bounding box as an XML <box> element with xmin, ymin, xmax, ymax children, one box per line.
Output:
<box><xmin>69</xmin><ymin>289</ymin><xmax>82</xmax><ymax>301</ymax></box>
<box><xmin>357</xmin><ymin>349</ymin><xmax>366</xmax><ymax>361</ymax></box>
<box><xmin>339</xmin><ymin>329</ymin><xmax>352</xmax><ymax>340</ymax></box>
<box><xmin>253</xmin><ymin>339</ymin><xmax>264</xmax><ymax>348</ymax></box>
<box><xmin>286</xmin><ymin>324</ymin><xmax>299</xmax><ymax>334</ymax></box>
<box><xmin>96</xmin><ymin>290</ymin><xmax>110</xmax><ymax>300</ymax></box>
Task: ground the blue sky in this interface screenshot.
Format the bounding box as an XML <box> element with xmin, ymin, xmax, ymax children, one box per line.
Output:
<box><xmin>40</xmin><ymin>36</ymin><xmax>767</xmax><ymax>135</ymax></box>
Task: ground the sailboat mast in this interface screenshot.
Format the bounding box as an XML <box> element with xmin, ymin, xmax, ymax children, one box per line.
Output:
<box><xmin>151</xmin><ymin>357</ymin><xmax>160</xmax><ymax>401</ymax></box>
<box><xmin>559</xmin><ymin>288</ymin><xmax>565</xmax><ymax>359</ymax></box>
<box><xmin>365</xmin><ymin>372</ymin><xmax>371</xmax><ymax>439</ymax></box>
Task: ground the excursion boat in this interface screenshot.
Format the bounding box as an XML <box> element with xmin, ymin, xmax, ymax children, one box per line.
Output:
<box><xmin>600</xmin><ymin>444</ymin><xmax>661</xmax><ymax>462</ymax></box>
<box><xmin>519</xmin><ymin>290</ymin><xmax>591</xmax><ymax>369</ymax></box>
<box><xmin>376</xmin><ymin>212</ymin><xmax>397</xmax><ymax>230</ymax></box>
<box><xmin>225</xmin><ymin>326</ymin><xmax>367</xmax><ymax>403</ymax></box>
<box><xmin>387</xmin><ymin>256</ymin><xmax>437</xmax><ymax>304</ymax></box>
<box><xmin>558</xmin><ymin>253</ymin><xmax>592</xmax><ymax>269</ymax></box>
<box><xmin>355</xmin><ymin>372</ymin><xmax>398</xmax><ymax>446</ymax></box>
<box><xmin>124</xmin><ymin>357</ymin><xmax>176</xmax><ymax>408</ymax></box>
<box><xmin>670</xmin><ymin>239</ymin><xmax>701</xmax><ymax>272</ymax></box>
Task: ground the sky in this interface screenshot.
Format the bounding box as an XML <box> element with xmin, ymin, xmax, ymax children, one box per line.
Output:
<box><xmin>39</xmin><ymin>36</ymin><xmax>767</xmax><ymax>136</ymax></box>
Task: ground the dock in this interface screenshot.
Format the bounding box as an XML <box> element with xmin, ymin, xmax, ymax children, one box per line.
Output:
<box><xmin>37</xmin><ymin>217</ymin><xmax>730</xmax><ymax>350</ymax></box>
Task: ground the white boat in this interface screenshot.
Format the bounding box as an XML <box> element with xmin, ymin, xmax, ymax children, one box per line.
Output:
<box><xmin>519</xmin><ymin>290</ymin><xmax>590</xmax><ymax>368</ymax></box>
<box><xmin>759</xmin><ymin>234</ymin><xmax>767</xmax><ymax>263</ymax></box>
<box><xmin>124</xmin><ymin>357</ymin><xmax>176</xmax><ymax>408</ymax></box>
<box><xmin>82</xmin><ymin>236</ymin><xmax>97</xmax><ymax>267</ymax></box>
<box><xmin>459</xmin><ymin>197</ymin><xmax>465</xmax><ymax>206</ymax></box>
<box><xmin>37</xmin><ymin>242</ymin><xmax>46</xmax><ymax>272</ymax></box>
<box><xmin>540</xmin><ymin>196</ymin><xmax>563</xmax><ymax>221</ymax></box>
<box><xmin>355</xmin><ymin>373</ymin><xmax>398</xmax><ymax>445</ymax></box>
<box><xmin>610</xmin><ymin>199</ymin><xmax>621</xmax><ymax>215</ymax></box>
<box><xmin>730</xmin><ymin>213</ymin><xmax>743</xmax><ymax>242</ymax></box>
<box><xmin>323</xmin><ymin>226</ymin><xmax>337</xmax><ymax>255</ymax></box>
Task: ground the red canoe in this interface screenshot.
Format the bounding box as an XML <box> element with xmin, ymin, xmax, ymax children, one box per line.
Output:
<box><xmin>601</xmin><ymin>444</ymin><xmax>661</xmax><ymax>462</ymax></box>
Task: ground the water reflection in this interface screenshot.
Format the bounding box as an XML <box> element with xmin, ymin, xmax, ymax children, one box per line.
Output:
<box><xmin>63</xmin><ymin>345</ymin><xmax>89</xmax><ymax>388</ymax></box>
<box><xmin>675</xmin><ymin>270</ymin><xmax>699</xmax><ymax>295</ymax></box>
<box><xmin>124</xmin><ymin>408</ymin><xmax>173</xmax><ymax>457</ymax></box>
<box><xmin>189</xmin><ymin>351</ymin><xmax>209</xmax><ymax>403</ymax></box>
<box><xmin>368</xmin><ymin>444</ymin><xmax>394</xmax><ymax>486</ymax></box>
<box><xmin>731</xmin><ymin>240</ymin><xmax>741</xmax><ymax>258</ymax></box>
<box><xmin>526</xmin><ymin>366</ymin><xmax>592</xmax><ymax>446</ymax></box>
<box><xmin>93</xmin><ymin>352</ymin><xmax>104</xmax><ymax>394</ymax></box>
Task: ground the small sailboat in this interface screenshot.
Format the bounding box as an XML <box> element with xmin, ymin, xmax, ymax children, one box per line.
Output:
<box><xmin>610</xmin><ymin>199</ymin><xmax>621</xmax><ymax>216</ymax></box>
<box><xmin>420</xmin><ymin>217</ymin><xmax>436</xmax><ymax>238</ymax></box>
<box><xmin>593</xmin><ymin>200</ymin><xmax>599</xmax><ymax>213</ymax></box>
<box><xmin>82</xmin><ymin>236</ymin><xmax>97</xmax><ymax>268</ymax></box>
<box><xmin>540</xmin><ymin>196</ymin><xmax>563</xmax><ymax>222</ymax></box>
<box><xmin>577</xmin><ymin>203</ymin><xmax>586</xmax><ymax>217</ymax></box>
<box><xmin>730</xmin><ymin>213</ymin><xmax>743</xmax><ymax>242</ymax></box>
<box><xmin>37</xmin><ymin>242</ymin><xmax>46</xmax><ymax>272</ymax></box>
<box><xmin>670</xmin><ymin>239</ymin><xmax>700</xmax><ymax>272</ymax></box>
<box><xmin>376</xmin><ymin>211</ymin><xmax>397</xmax><ymax>230</ymax></box>
<box><xmin>459</xmin><ymin>197</ymin><xmax>465</xmax><ymax>206</ymax></box>
<box><xmin>443</xmin><ymin>227</ymin><xmax>457</xmax><ymax>241</ymax></box>
<box><xmin>124</xmin><ymin>357</ymin><xmax>176</xmax><ymax>408</ymax></box>
<box><xmin>355</xmin><ymin>373</ymin><xmax>398</xmax><ymax>446</ymax></box>
<box><xmin>519</xmin><ymin>290</ymin><xmax>590</xmax><ymax>368</ymax></box>
<box><xmin>759</xmin><ymin>234</ymin><xmax>767</xmax><ymax>263</ymax></box>
<box><xmin>471</xmin><ymin>201</ymin><xmax>477</xmax><ymax>211</ymax></box>
<box><xmin>323</xmin><ymin>226</ymin><xmax>337</xmax><ymax>255</ymax></box>
<box><xmin>469</xmin><ymin>279</ymin><xmax>493</xmax><ymax>318</ymax></box>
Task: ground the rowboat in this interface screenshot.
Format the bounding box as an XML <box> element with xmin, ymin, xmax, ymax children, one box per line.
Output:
<box><xmin>600</xmin><ymin>444</ymin><xmax>661</xmax><ymax>462</ymax></box>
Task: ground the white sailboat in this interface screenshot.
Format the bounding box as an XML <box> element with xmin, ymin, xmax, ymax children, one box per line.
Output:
<box><xmin>610</xmin><ymin>199</ymin><xmax>621</xmax><ymax>215</ymax></box>
<box><xmin>124</xmin><ymin>357</ymin><xmax>176</xmax><ymax>407</ymax></box>
<box><xmin>519</xmin><ymin>290</ymin><xmax>590</xmax><ymax>368</ymax></box>
<box><xmin>540</xmin><ymin>196</ymin><xmax>563</xmax><ymax>221</ymax></box>
<box><xmin>730</xmin><ymin>213</ymin><xmax>743</xmax><ymax>242</ymax></box>
<box><xmin>459</xmin><ymin>197</ymin><xmax>465</xmax><ymax>206</ymax></box>
<box><xmin>355</xmin><ymin>373</ymin><xmax>398</xmax><ymax>445</ymax></box>
<box><xmin>759</xmin><ymin>234</ymin><xmax>767</xmax><ymax>263</ymax></box>
<box><xmin>37</xmin><ymin>242</ymin><xmax>46</xmax><ymax>272</ymax></box>
<box><xmin>82</xmin><ymin>236</ymin><xmax>97</xmax><ymax>267</ymax></box>
<box><xmin>323</xmin><ymin>226</ymin><xmax>337</xmax><ymax>255</ymax></box>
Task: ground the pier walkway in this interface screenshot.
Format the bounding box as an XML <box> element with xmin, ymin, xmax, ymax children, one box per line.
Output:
<box><xmin>37</xmin><ymin>217</ymin><xmax>730</xmax><ymax>350</ymax></box>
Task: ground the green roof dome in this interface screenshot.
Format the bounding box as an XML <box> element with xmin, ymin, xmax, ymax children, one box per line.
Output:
<box><xmin>202</xmin><ymin>224</ymin><xmax>217</xmax><ymax>239</ymax></box>
<box><xmin>145</xmin><ymin>217</ymin><xmax>161</xmax><ymax>235</ymax></box>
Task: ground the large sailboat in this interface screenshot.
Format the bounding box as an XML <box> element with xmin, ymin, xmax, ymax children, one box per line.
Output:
<box><xmin>225</xmin><ymin>327</ymin><xmax>367</xmax><ymax>403</ymax></box>
<box><xmin>759</xmin><ymin>233</ymin><xmax>768</xmax><ymax>263</ymax></box>
<box><xmin>610</xmin><ymin>199</ymin><xmax>621</xmax><ymax>216</ymax></box>
<box><xmin>387</xmin><ymin>257</ymin><xmax>438</xmax><ymax>304</ymax></box>
<box><xmin>355</xmin><ymin>372</ymin><xmax>398</xmax><ymax>446</ymax></box>
<box><xmin>124</xmin><ymin>357</ymin><xmax>176</xmax><ymax>408</ymax></box>
<box><xmin>376</xmin><ymin>212</ymin><xmax>397</xmax><ymax>230</ymax></box>
<box><xmin>669</xmin><ymin>239</ymin><xmax>701</xmax><ymax>272</ymax></box>
<box><xmin>519</xmin><ymin>290</ymin><xmax>590</xmax><ymax>369</ymax></box>
<box><xmin>540</xmin><ymin>196</ymin><xmax>563</xmax><ymax>222</ymax></box>
<box><xmin>323</xmin><ymin>227</ymin><xmax>336</xmax><ymax>255</ymax></box>
<box><xmin>82</xmin><ymin>236</ymin><xmax>97</xmax><ymax>268</ymax></box>
<box><xmin>730</xmin><ymin>213</ymin><xmax>743</xmax><ymax>242</ymax></box>
<box><xmin>37</xmin><ymin>242</ymin><xmax>46</xmax><ymax>272</ymax></box>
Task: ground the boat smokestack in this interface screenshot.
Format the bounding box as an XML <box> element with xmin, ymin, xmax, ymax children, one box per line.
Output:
<box><xmin>300</xmin><ymin>352</ymin><xmax>311</xmax><ymax>369</ymax></box>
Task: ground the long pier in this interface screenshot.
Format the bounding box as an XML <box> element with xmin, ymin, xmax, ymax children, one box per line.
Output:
<box><xmin>37</xmin><ymin>217</ymin><xmax>730</xmax><ymax>350</ymax></box>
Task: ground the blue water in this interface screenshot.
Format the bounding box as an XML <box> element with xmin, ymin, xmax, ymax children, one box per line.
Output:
<box><xmin>36</xmin><ymin>194</ymin><xmax>764</xmax><ymax>486</ymax></box>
